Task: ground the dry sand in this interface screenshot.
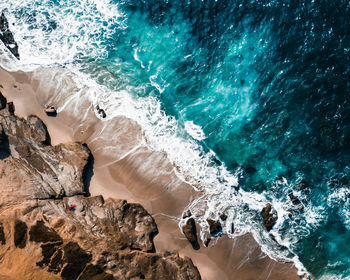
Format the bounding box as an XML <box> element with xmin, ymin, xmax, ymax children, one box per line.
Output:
<box><xmin>0</xmin><ymin>66</ymin><xmax>302</xmax><ymax>280</ymax></box>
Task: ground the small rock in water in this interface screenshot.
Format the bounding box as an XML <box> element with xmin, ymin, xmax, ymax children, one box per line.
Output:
<box><xmin>96</xmin><ymin>105</ymin><xmax>106</xmax><ymax>119</ymax></box>
<box><xmin>45</xmin><ymin>105</ymin><xmax>57</xmax><ymax>117</ymax></box>
<box><xmin>219</xmin><ymin>213</ymin><xmax>227</xmax><ymax>221</ymax></box>
<box><xmin>207</xmin><ymin>219</ymin><xmax>222</xmax><ymax>237</ymax></box>
<box><xmin>288</xmin><ymin>192</ymin><xmax>301</xmax><ymax>205</ymax></box>
<box><xmin>261</xmin><ymin>203</ymin><xmax>278</xmax><ymax>231</ymax></box>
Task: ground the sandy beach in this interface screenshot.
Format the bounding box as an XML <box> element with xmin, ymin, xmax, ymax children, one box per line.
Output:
<box><xmin>0</xmin><ymin>66</ymin><xmax>302</xmax><ymax>280</ymax></box>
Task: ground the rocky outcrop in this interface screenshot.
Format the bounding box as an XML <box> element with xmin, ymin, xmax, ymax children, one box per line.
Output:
<box><xmin>0</xmin><ymin>91</ymin><xmax>201</xmax><ymax>280</ymax></box>
<box><xmin>261</xmin><ymin>203</ymin><xmax>278</xmax><ymax>231</ymax></box>
<box><xmin>182</xmin><ymin>218</ymin><xmax>199</xmax><ymax>249</ymax></box>
<box><xmin>0</xmin><ymin>12</ymin><xmax>20</xmax><ymax>59</ymax></box>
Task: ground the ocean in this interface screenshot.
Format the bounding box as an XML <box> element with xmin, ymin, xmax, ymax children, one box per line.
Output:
<box><xmin>1</xmin><ymin>0</ymin><xmax>350</xmax><ymax>279</ymax></box>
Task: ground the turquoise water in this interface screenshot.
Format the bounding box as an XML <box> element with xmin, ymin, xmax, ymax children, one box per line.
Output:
<box><xmin>2</xmin><ymin>0</ymin><xmax>350</xmax><ymax>278</ymax></box>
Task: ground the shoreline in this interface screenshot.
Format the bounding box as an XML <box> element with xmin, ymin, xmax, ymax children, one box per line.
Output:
<box><xmin>0</xmin><ymin>66</ymin><xmax>303</xmax><ymax>279</ymax></box>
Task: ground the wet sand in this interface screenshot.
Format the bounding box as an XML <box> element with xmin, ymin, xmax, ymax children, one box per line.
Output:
<box><xmin>0</xmin><ymin>66</ymin><xmax>302</xmax><ymax>280</ymax></box>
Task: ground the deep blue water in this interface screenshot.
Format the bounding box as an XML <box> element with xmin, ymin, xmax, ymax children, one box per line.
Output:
<box><xmin>2</xmin><ymin>0</ymin><xmax>350</xmax><ymax>278</ymax></box>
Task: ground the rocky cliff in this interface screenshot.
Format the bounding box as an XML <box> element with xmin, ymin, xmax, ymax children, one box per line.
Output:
<box><xmin>0</xmin><ymin>92</ymin><xmax>201</xmax><ymax>280</ymax></box>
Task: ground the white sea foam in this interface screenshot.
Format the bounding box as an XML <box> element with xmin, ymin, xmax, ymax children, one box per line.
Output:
<box><xmin>1</xmin><ymin>0</ymin><xmax>125</xmax><ymax>71</ymax></box>
<box><xmin>184</xmin><ymin>121</ymin><xmax>206</xmax><ymax>141</ymax></box>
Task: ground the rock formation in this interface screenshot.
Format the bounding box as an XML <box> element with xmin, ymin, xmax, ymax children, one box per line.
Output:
<box><xmin>261</xmin><ymin>203</ymin><xmax>278</xmax><ymax>231</ymax></box>
<box><xmin>0</xmin><ymin>92</ymin><xmax>201</xmax><ymax>280</ymax></box>
<box><xmin>0</xmin><ymin>12</ymin><xmax>20</xmax><ymax>59</ymax></box>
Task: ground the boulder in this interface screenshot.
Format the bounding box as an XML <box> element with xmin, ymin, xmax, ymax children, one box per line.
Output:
<box><xmin>261</xmin><ymin>203</ymin><xmax>278</xmax><ymax>231</ymax></box>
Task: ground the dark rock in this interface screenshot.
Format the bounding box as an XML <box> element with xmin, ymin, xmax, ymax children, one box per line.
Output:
<box><xmin>48</xmin><ymin>248</ymin><xmax>64</xmax><ymax>273</ymax></box>
<box><xmin>37</xmin><ymin>243</ymin><xmax>59</xmax><ymax>268</ymax></box>
<box><xmin>182</xmin><ymin>210</ymin><xmax>192</xmax><ymax>219</ymax></box>
<box><xmin>204</xmin><ymin>238</ymin><xmax>211</xmax><ymax>247</ymax></box>
<box><xmin>96</xmin><ymin>105</ymin><xmax>106</xmax><ymax>119</ymax></box>
<box><xmin>29</xmin><ymin>220</ymin><xmax>62</xmax><ymax>243</ymax></box>
<box><xmin>182</xmin><ymin>218</ymin><xmax>199</xmax><ymax>249</ymax></box>
<box><xmin>14</xmin><ymin>219</ymin><xmax>27</xmax><ymax>248</ymax></box>
<box><xmin>7</xmin><ymin>102</ymin><xmax>15</xmax><ymax>115</ymax></box>
<box><xmin>0</xmin><ymin>12</ymin><xmax>20</xmax><ymax>59</ymax></box>
<box><xmin>207</xmin><ymin>219</ymin><xmax>222</xmax><ymax>237</ymax></box>
<box><xmin>261</xmin><ymin>203</ymin><xmax>278</xmax><ymax>231</ymax></box>
<box><xmin>61</xmin><ymin>242</ymin><xmax>92</xmax><ymax>280</ymax></box>
<box><xmin>0</xmin><ymin>222</ymin><xmax>5</xmax><ymax>245</ymax></box>
<box><xmin>78</xmin><ymin>264</ymin><xmax>113</xmax><ymax>280</ymax></box>
<box><xmin>219</xmin><ymin>214</ymin><xmax>227</xmax><ymax>221</ymax></box>
<box><xmin>0</xmin><ymin>127</ymin><xmax>10</xmax><ymax>160</ymax></box>
<box><xmin>0</xmin><ymin>91</ymin><xmax>7</xmax><ymax>110</ymax></box>
<box><xmin>45</xmin><ymin>106</ymin><xmax>57</xmax><ymax>117</ymax></box>
<box><xmin>288</xmin><ymin>192</ymin><xmax>301</xmax><ymax>205</ymax></box>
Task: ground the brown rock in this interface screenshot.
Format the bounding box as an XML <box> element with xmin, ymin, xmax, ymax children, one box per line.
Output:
<box><xmin>182</xmin><ymin>218</ymin><xmax>199</xmax><ymax>249</ymax></box>
<box><xmin>37</xmin><ymin>243</ymin><xmax>60</xmax><ymax>268</ymax></box>
<box><xmin>207</xmin><ymin>219</ymin><xmax>222</xmax><ymax>237</ymax></box>
<box><xmin>61</xmin><ymin>242</ymin><xmax>92</xmax><ymax>280</ymax></box>
<box><xmin>78</xmin><ymin>264</ymin><xmax>113</xmax><ymax>280</ymax></box>
<box><xmin>0</xmin><ymin>91</ymin><xmax>6</xmax><ymax>110</ymax></box>
<box><xmin>261</xmin><ymin>203</ymin><xmax>278</xmax><ymax>231</ymax></box>
<box><xmin>27</xmin><ymin>115</ymin><xmax>50</xmax><ymax>144</ymax></box>
<box><xmin>29</xmin><ymin>220</ymin><xmax>62</xmax><ymax>243</ymax></box>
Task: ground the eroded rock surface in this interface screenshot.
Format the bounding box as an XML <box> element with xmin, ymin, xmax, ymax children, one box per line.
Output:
<box><xmin>0</xmin><ymin>92</ymin><xmax>201</xmax><ymax>280</ymax></box>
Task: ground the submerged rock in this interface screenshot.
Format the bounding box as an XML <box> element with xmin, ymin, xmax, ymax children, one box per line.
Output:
<box><xmin>0</xmin><ymin>12</ymin><xmax>20</xmax><ymax>59</ymax></box>
<box><xmin>261</xmin><ymin>203</ymin><xmax>278</xmax><ymax>231</ymax></box>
